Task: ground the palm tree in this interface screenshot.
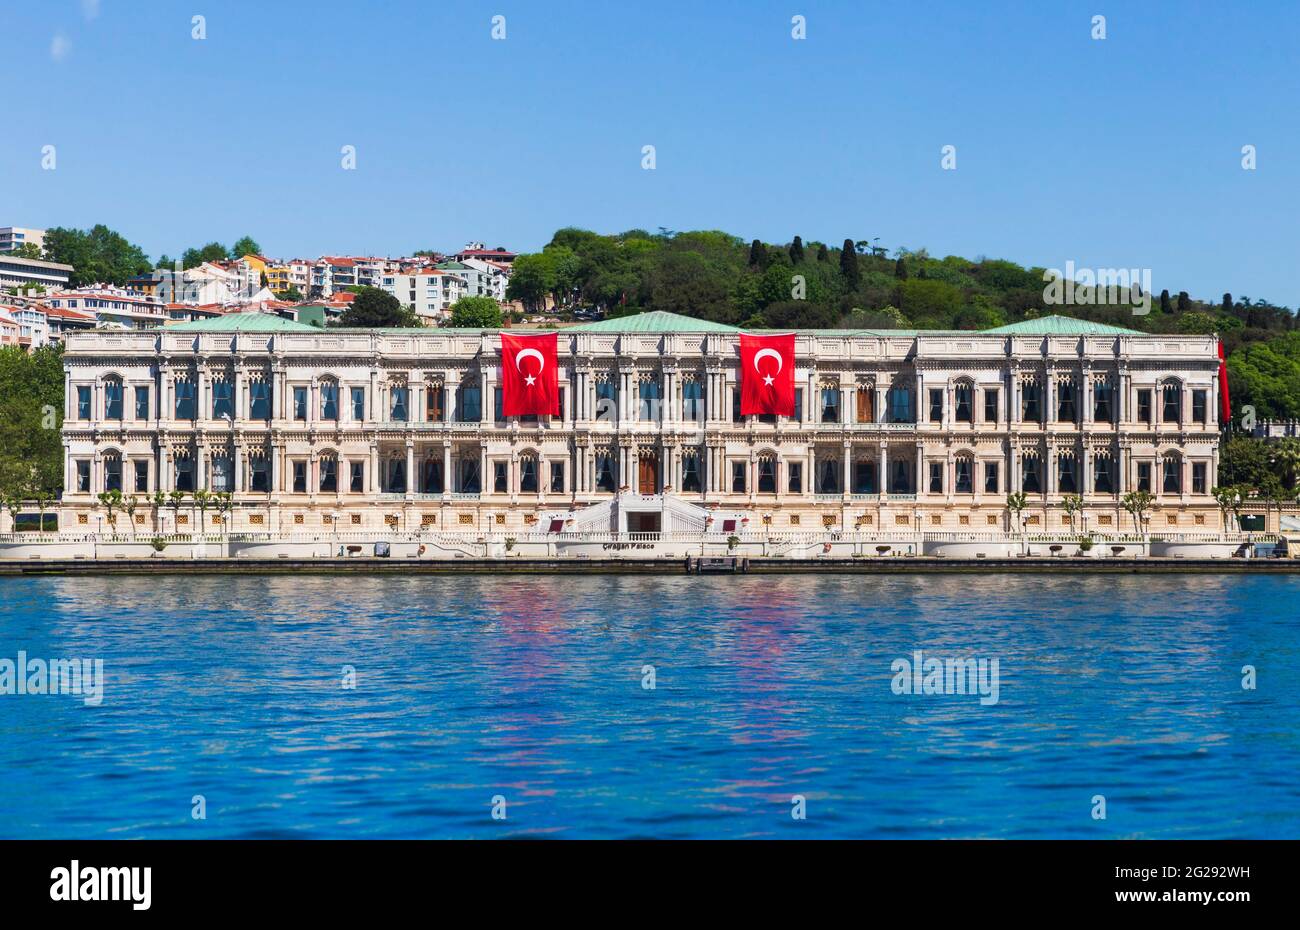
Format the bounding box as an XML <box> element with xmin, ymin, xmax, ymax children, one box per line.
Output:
<box><xmin>1062</xmin><ymin>493</ymin><xmax>1083</xmax><ymax>534</ymax></box>
<box><xmin>193</xmin><ymin>489</ymin><xmax>212</xmax><ymax>535</ymax></box>
<box><xmin>168</xmin><ymin>489</ymin><xmax>187</xmax><ymax>534</ymax></box>
<box><xmin>1272</xmin><ymin>438</ymin><xmax>1300</xmax><ymax>491</ymax></box>
<box><xmin>123</xmin><ymin>495</ymin><xmax>140</xmax><ymax>539</ymax></box>
<box><xmin>1121</xmin><ymin>490</ymin><xmax>1154</xmax><ymax>537</ymax></box>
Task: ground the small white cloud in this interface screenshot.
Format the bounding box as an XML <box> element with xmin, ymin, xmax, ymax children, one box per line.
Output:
<box><xmin>82</xmin><ymin>0</ymin><xmax>101</xmax><ymax>21</ymax></box>
<box><xmin>50</xmin><ymin>33</ymin><xmax>71</xmax><ymax>62</ymax></box>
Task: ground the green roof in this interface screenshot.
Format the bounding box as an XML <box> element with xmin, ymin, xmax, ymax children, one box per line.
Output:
<box><xmin>982</xmin><ymin>315</ymin><xmax>1143</xmax><ymax>336</ymax></box>
<box><xmin>169</xmin><ymin>312</ymin><xmax>319</xmax><ymax>333</ymax></box>
<box><xmin>568</xmin><ymin>310</ymin><xmax>741</xmax><ymax>334</ymax></box>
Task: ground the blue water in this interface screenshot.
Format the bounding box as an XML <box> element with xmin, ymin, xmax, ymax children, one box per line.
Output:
<box><xmin>0</xmin><ymin>573</ymin><xmax>1297</xmax><ymax>839</ymax></box>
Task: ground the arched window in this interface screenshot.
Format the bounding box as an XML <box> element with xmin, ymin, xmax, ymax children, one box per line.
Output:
<box><xmin>954</xmin><ymin>380</ymin><xmax>974</xmax><ymax>423</ymax></box>
<box><xmin>103</xmin><ymin>452</ymin><xmax>122</xmax><ymax>492</ymax></box>
<box><xmin>320</xmin><ymin>379</ymin><xmax>339</xmax><ymax>420</ymax></box>
<box><xmin>1058</xmin><ymin>453</ymin><xmax>1078</xmax><ymax>494</ymax></box>
<box><xmin>104</xmin><ymin>377</ymin><xmax>123</xmax><ymax>420</ymax></box>
<box><xmin>1093</xmin><ymin>453</ymin><xmax>1115</xmax><ymax>494</ymax></box>
<box><xmin>757</xmin><ymin>454</ymin><xmax>777</xmax><ymax>494</ymax></box>
<box><xmin>519</xmin><ymin>453</ymin><xmax>538</xmax><ymax>493</ymax></box>
<box><xmin>1022</xmin><ymin>453</ymin><xmax>1042</xmax><ymax>494</ymax></box>
<box><xmin>1162</xmin><ymin>453</ymin><xmax>1182</xmax><ymax>494</ymax></box>
<box><xmin>319</xmin><ymin>453</ymin><xmax>338</xmax><ymax>492</ymax></box>
<box><xmin>954</xmin><ymin>454</ymin><xmax>974</xmax><ymax>494</ymax></box>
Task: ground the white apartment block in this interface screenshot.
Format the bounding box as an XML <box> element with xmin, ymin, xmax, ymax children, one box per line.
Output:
<box><xmin>380</xmin><ymin>269</ymin><xmax>466</xmax><ymax>322</ymax></box>
<box><xmin>0</xmin><ymin>254</ymin><xmax>73</xmax><ymax>292</ymax></box>
<box><xmin>0</xmin><ymin>226</ymin><xmax>46</xmax><ymax>254</ymax></box>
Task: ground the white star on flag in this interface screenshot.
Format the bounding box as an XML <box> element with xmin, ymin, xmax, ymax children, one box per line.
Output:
<box><xmin>763</xmin><ymin>374</ymin><xmax>774</xmax><ymax>386</ymax></box>
<box><xmin>525</xmin><ymin>375</ymin><xmax>536</xmax><ymax>386</ymax></box>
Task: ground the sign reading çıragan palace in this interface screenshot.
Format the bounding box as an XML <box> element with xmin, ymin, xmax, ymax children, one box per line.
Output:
<box><xmin>58</xmin><ymin>310</ymin><xmax>1224</xmax><ymax>537</ymax></box>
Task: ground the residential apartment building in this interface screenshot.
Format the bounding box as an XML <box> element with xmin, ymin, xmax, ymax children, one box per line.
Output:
<box><xmin>0</xmin><ymin>226</ymin><xmax>46</xmax><ymax>254</ymax></box>
<box><xmin>44</xmin><ymin>288</ymin><xmax>167</xmax><ymax>330</ymax></box>
<box><xmin>380</xmin><ymin>269</ymin><xmax>466</xmax><ymax>322</ymax></box>
<box><xmin>438</xmin><ymin>259</ymin><xmax>508</xmax><ymax>302</ymax></box>
<box><xmin>0</xmin><ymin>254</ymin><xmax>73</xmax><ymax>292</ymax></box>
<box><xmin>58</xmin><ymin>312</ymin><xmax>1224</xmax><ymax>537</ymax></box>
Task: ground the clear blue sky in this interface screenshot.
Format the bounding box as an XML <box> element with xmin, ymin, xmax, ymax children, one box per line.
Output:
<box><xmin>3</xmin><ymin>0</ymin><xmax>1297</xmax><ymax>306</ymax></box>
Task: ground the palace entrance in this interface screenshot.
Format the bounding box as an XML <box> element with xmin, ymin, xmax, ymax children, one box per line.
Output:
<box><xmin>638</xmin><ymin>454</ymin><xmax>659</xmax><ymax>495</ymax></box>
<box><xmin>628</xmin><ymin>512</ymin><xmax>661</xmax><ymax>533</ymax></box>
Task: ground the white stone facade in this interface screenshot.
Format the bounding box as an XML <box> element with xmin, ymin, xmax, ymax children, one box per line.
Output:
<box><xmin>58</xmin><ymin>324</ymin><xmax>1224</xmax><ymax>537</ymax></box>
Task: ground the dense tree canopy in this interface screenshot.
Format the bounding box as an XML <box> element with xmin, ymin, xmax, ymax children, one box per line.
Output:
<box><xmin>331</xmin><ymin>287</ymin><xmax>420</xmax><ymax>328</ymax></box>
<box><xmin>448</xmin><ymin>296</ymin><xmax>505</xmax><ymax>328</ymax></box>
<box><xmin>0</xmin><ymin>345</ymin><xmax>64</xmax><ymax>501</ymax></box>
<box><xmin>41</xmin><ymin>225</ymin><xmax>152</xmax><ymax>287</ymax></box>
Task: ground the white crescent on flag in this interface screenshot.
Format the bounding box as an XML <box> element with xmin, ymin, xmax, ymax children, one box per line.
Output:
<box><xmin>515</xmin><ymin>347</ymin><xmax>545</xmax><ymax>373</ymax></box>
<box><xmin>753</xmin><ymin>347</ymin><xmax>783</xmax><ymax>374</ymax></box>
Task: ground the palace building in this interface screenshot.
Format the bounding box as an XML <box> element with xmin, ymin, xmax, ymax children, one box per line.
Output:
<box><xmin>58</xmin><ymin>310</ymin><xmax>1225</xmax><ymax>538</ymax></box>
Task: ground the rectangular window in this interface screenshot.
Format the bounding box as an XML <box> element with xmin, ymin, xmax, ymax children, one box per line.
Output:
<box><xmin>387</xmin><ymin>460</ymin><xmax>406</xmax><ymax>493</ymax></box>
<box><xmin>104</xmin><ymin>458</ymin><xmax>122</xmax><ymax>493</ymax></box>
<box><xmin>1137</xmin><ymin>462</ymin><xmax>1152</xmax><ymax>493</ymax></box>
<box><xmin>758</xmin><ymin>458</ymin><xmax>777</xmax><ymax>494</ymax></box>
<box><xmin>852</xmin><ymin>460</ymin><xmax>876</xmax><ymax>494</ymax></box>
<box><xmin>639</xmin><ymin>380</ymin><xmax>660</xmax><ymax>421</ymax></box>
<box><xmin>816</xmin><ymin>459</ymin><xmax>840</xmax><ymax>494</ymax></box>
<box><xmin>76</xmin><ymin>460</ymin><xmax>91</xmax><ymax>492</ymax></box>
<box><xmin>351</xmin><ymin>386</ymin><xmax>366</xmax><ymax>421</ymax></box>
<box><xmin>134</xmin><ymin>386</ymin><xmax>150</xmax><ymax>420</ymax></box>
<box><xmin>889</xmin><ymin>386</ymin><xmax>912</xmax><ymax>423</ymax></box>
<box><xmin>1021</xmin><ymin>383</ymin><xmax>1041</xmax><ymax>422</ymax></box>
<box><xmin>1093</xmin><ymin>381</ymin><xmax>1113</xmax><ymax>423</ymax></box>
<box><xmin>1094</xmin><ymin>458</ymin><xmax>1113</xmax><ymax>494</ymax></box>
<box><xmin>984</xmin><ymin>462</ymin><xmax>999</xmax><ymax>493</ymax></box>
<box><xmin>251</xmin><ymin>459</ymin><xmax>269</xmax><ymax>493</ymax></box>
<box><xmin>550</xmin><ymin>461</ymin><xmax>564</xmax><ymax>493</ymax></box>
<box><xmin>520</xmin><ymin>459</ymin><xmax>538</xmax><ymax>493</ymax></box>
<box><xmin>1192</xmin><ymin>462</ymin><xmax>1207</xmax><ymax>494</ymax></box>
<box><xmin>105</xmin><ymin>381</ymin><xmax>123</xmax><ymax>419</ymax></box>
<box><xmin>320</xmin><ymin>458</ymin><xmax>337</xmax><ymax>492</ymax></box>
<box><xmin>792</xmin><ymin>387</ymin><xmax>803</xmax><ymax>423</ymax></box>
<box><xmin>77</xmin><ymin>386</ymin><xmax>91</xmax><ymax>420</ymax></box>
<box><xmin>321</xmin><ymin>382</ymin><xmax>338</xmax><ymax>420</ymax></box>
<box><xmin>212</xmin><ymin>381</ymin><xmax>233</xmax><ymax>420</ymax></box>
<box><xmin>134</xmin><ymin>460</ymin><xmax>149</xmax><ymax>493</ymax></box>
<box><xmin>1058</xmin><ymin>457</ymin><xmax>1077</xmax><ymax>494</ymax></box>
<box><xmin>211</xmin><ymin>457</ymin><xmax>232</xmax><ymax>493</ymax></box>
<box><xmin>459</xmin><ymin>459</ymin><xmax>481</xmax><ymax>494</ymax></box>
<box><xmin>174</xmin><ymin>381</ymin><xmax>195</xmax><ymax>420</ymax></box>
<box><xmin>456</xmin><ymin>384</ymin><xmax>481</xmax><ymax>422</ymax></box>
<box><xmin>390</xmin><ymin>387</ymin><xmax>408</xmax><ymax>421</ymax></box>
<box><xmin>955</xmin><ymin>459</ymin><xmax>973</xmax><ymax>494</ymax></box>
<box><xmin>928</xmin><ymin>388</ymin><xmax>943</xmax><ymax>423</ymax></box>
<box><xmin>928</xmin><ymin>462</ymin><xmax>943</xmax><ymax>494</ymax></box>
<box><xmin>1162</xmin><ymin>385</ymin><xmax>1181</xmax><ymax>423</ymax></box>
<box><xmin>293</xmin><ymin>386</ymin><xmax>308</xmax><ymax>421</ymax></box>
<box><xmin>494</xmin><ymin>388</ymin><xmax>503</xmax><ymax>422</ymax></box>
<box><xmin>595</xmin><ymin>453</ymin><xmax>616</xmax><ymax>492</ymax></box>
<box><xmin>1192</xmin><ymin>389</ymin><xmax>1207</xmax><ymax>424</ymax></box>
<box><xmin>250</xmin><ymin>381</ymin><xmax>271</xmax><ymax>420</ymax></box>
<box><xmin>682</xmin><ymin>454</ymin><xmax>701</xmax><ymax>493</ymax></box>
<box><xmin>1137</xmin><ymin>389</ymin><xmax>1152</xmax><ymax>424</ymax></box>
<box><xmin>983</xmin><ymin>389</ymin><xmax>998</xmax><ymax>423</ymax></box>
<box><xmin>594</xmin><ymin>381</ymin><xmax>616</xmax><ymax>422</ymax></box>
<box><xmin>1057</xmin><ymin>382</ymin><xmax>1076</xmax><ymax>422</ymax></box>
<box><xmin>821</xmin><ymin>388</ymin><xmax>840</xmax><ymax>423</ymax></box>
<box><xmin>1163</xmin><ymin>459</ymin><xmax>1180</xmax><ymax>494</ymax></box>
<box><xmin>732</xmin><ymin>389</ymin><xmax>743</xmax><ymax>423</ymax></box>
<box><xmin>493</xmin><ymin>461</ymin><xmax>507</xmax><ymax>493</ymax></box>
<box><xmin>787</xmin><ymin>461</ymin><xmax>802</xmax><ymax>494</ymax></box>
<box><xmin>1022</xmin><ymin>458</ymin><xmax>1041</xmax><ymax>494</ymax></box>
<box><xmin>954</xmin><ymin>385</ymin><xmax>972</xmax><ymax>423</ymax></box>
<box><xmin>683</xmin><ymin>381</ymin><xmax>705</xmax><ymax>423</ymax></box>
<box><xmin>731</xmin><ymin>461</ymin><xmax>746</xmax><ymax>493</ymax></box>
<box><xmin>174</xmin><ymin>458</ymin><xmax>194</xmax><ymax>492</ymax></box>
<box><xmin>349</xmin><ymin>462</ymin><xmax>364</xmax><ymax>493</ymax></box>
<box><xmin>426</xmin><ymin>385</ymin><xmax>443</xmax><ymax>422</ymax></box>
<box><xmin>292</xmin><ymin>461</ymin><xmax>307</xmax><ymax>493</ymax></box>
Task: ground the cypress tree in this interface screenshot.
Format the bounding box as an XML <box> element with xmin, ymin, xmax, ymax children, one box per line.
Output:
<box><xmin>839</xmin><ymin>238</ymin><xmax>860</xmax><ymax>290</ymax></box>
<box><xmin>1222</xmin><ymin>293</ymin><xmax>1233</xmax><ymax>314</ymax></box>
<box><xmin>1177</xmin><ymin>291</ymin><xmax>1190</xmax><ymax>314</ymax></box>
<box><xmin>895</xmin><ymin>257</ymin><xmax>908</xmax><ymax>280</ymax></box>
<box><xmin>1159</xmin><ymin>289</ymin><xmax>1171</xmax><ymax>314</ymax></box>
<box><xmin>816</xmin><ymin>242</ymin><xmax>829</xmax><ymax>262</ymax></box>
<box><xmin>789</xmin><ymin>236</ymin><xmax>805</xmax><ymax>264</ymax></box>
<box><xmin>748</xmin><ymin>239</ymin><xmax>768</xmax><ymax>268</ymax></box>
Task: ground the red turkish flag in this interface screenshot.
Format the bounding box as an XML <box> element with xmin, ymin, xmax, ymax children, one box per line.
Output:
<box><xmin>739</xmin><ymin>332</ymin><xmax>796</xmax><ymax>416</ymax></box>
<box><xmin>500</xmin><ymin>332</ymin><xmax>559</xmax><ymax>417</ymax></box>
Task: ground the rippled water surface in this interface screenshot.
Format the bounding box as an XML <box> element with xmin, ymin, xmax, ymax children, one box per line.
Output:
<box><xmin>0</xmin><ymin>573</ymin><xmax>1297</xmax><ymax>838</ymax></box>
